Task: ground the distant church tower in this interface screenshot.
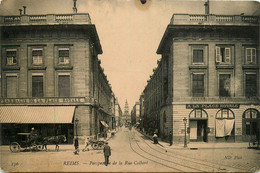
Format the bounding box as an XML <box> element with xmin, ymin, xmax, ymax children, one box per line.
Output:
<box><xmin>124</xmin><ymin>99</ymin><xmax>129</xmax><ymax>116</ymax></box>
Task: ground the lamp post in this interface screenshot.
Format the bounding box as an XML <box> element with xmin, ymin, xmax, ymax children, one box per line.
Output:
<box><xmin>183</xmin><ymin>117</ymin><xmax>187</xmax><ymax>148</ymax></box>
<box><xmin>75</xmin><ymin>118</ymin><xmax>79</xmax><ymax>137</ymax></box>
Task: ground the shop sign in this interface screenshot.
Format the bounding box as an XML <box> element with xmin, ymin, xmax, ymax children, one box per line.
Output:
<box><xmin>186</xmin><ymin>104</ymin><xmax>240</xmax><ymax>109</ymax></box>
<box><xmin>0</xmin><ymin>97</ymin><xmax>86</xmax><ymax>104</ymax></box>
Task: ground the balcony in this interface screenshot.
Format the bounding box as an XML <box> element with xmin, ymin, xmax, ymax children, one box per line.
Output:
<box><xmin>0</xmin><ymin>13</ymin><xmax>92</xmax><ymax>26</ymax></box>
<box><xmin>170</xmin><ymin>14</ymin><xmax>259</xmax><ymax>26</ymax></box>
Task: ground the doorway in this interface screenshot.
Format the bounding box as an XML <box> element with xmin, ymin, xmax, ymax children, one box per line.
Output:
<box><xmin>190</xmin><ymin>120</ymin><xmax>208</xmax><ymax>142</ymax></box>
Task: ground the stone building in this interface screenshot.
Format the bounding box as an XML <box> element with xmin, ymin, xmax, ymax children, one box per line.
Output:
<box><xmin>144</xmin><ymin>13</ymin><xmax>259</xmax><ymax>143</ymax></box>
<box><xmin>115</xmin><ymin>98</ymin><xmax>123</xmax><ymax>128</ymax></box>
<box><xmin>0</xmin><ymin>13</ymin><xmax>115</xmax><ymax>144</ymax></box>
<box><xmin>130</xmin><ymin>102</ymin><xmax>140</xmax><ymax>125</ymax></box>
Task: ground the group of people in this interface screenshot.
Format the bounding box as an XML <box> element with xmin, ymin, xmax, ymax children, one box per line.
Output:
<box><xmin>74</xmin><ymin>137</ymin><xmax>111</xmax><ymax>166</ymax></box>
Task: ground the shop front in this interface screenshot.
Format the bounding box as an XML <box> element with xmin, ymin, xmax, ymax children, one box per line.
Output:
<box><xmin>0</xmin><ymin>105</ymin><xmax>75</xmax><ymax>145</ymax></box>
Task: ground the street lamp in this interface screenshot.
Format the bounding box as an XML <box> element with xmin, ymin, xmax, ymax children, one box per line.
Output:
<box><xmin>75</xmin><ymin>118</ymin><xmax>79</xmax><ymax>137</ymax></box>
<box><xmin>183</xmin><ymin>117</ymin><xmax>187</xmax><ymax>148</ymax></box>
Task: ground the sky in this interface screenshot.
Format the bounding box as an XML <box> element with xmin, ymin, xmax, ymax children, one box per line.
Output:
<box><xmin>0</xmin><ymin>0</ymin><xmax>259</xmax><ymax>110</ymax></box>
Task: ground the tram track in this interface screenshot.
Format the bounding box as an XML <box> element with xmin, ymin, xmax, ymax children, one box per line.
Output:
<box><xmin>134</xmin><ymin>130</ymin><xmax>248</xmax><ymax>172</ymax></box>
<box><xmin>128</xmin><ymin>131</ymin><xmax>205</xmax><ymax>172</ymax></box>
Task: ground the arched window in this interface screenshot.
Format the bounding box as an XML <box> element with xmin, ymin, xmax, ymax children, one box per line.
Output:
<box><xmin>242</xmin><ymin>108</ymin><xmax>259</xmax><ymax>136</ymax></box>
<box><xmin>216</xmin><ymin>108</ymin><xmax>234</xmax><ymax>119</ymax></box>
<box><xmin>189</xmin><ymin>109</ymin><xmax>208</xmax><ymax>119</ymax></box>
<box><xmin>243</xmin><ymin>109</ymin><xmax>259</xmax><ymax>119</ymax></box>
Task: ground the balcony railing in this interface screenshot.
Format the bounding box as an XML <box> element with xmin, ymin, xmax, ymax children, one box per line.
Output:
<box><xmin>171</xmin><ymin>14</ymin><xmax>259</xmax><ymax>25</ymax></box>
<box><xmin>0</xmin><ymin>13</ymin><xmax>91</xmax><ymax>25</ymax></box>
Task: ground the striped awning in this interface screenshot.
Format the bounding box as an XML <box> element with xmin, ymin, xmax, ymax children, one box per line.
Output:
<box><xmin>0</xmin><ymin>106</ymin><xmax>75</xmax><ymax>124</ymax></box>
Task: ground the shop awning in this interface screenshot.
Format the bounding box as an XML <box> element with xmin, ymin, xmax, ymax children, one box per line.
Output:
<box><xmin>100</xmin><ymin>121</ymin><xmax>109</xmax><ymax>128</ymax></box>
<box><xmin>0</xmin><ymin>106</ymin><xmax>75</xmax><ymax>124</ymax></box>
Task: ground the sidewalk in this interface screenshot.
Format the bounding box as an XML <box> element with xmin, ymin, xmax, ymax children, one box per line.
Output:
<box><xmin>138</xmin><ymin>129</ymin><xmax>250</xmax><ymax>150</ymax></box>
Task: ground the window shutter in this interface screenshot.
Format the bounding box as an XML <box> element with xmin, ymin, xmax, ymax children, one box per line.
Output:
<box><xmin>252</xmin><ymin>48</ymin><xmax>256</xmax><ymax>63</ymax></box>
<box><xmin>225</xmin><ymin>48</ymin><xmax>231</xmax><ymax>63</ymax></box>
<box><xmin>246</xmin><ymin>48</ymin><xmax>251</xmax><ymax>63</ymax></box>
<box><xmin>216</xmin><ymin>47</ymin><xmax>221</xmax><ymax>62</ymax></box>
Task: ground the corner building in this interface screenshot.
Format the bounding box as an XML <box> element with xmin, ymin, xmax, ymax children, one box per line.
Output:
<box><xmin>0</xmin><ymin>13</ymin><xmax>115</xmax><ymax>144</ymax></box>
<box><xmin>145</xmin><ymin>14</ymin><xmax>260</xmax><ymax>143</ymax></box>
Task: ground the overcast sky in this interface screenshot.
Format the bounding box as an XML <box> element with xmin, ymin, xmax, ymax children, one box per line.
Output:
<box><xmin>0</xmin><ymin>0</ymin><xmax>259</xmax><ymax>110</ymax></box>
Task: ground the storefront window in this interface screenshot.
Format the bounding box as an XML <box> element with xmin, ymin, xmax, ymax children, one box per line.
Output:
<box><xmin>242</xmin><ymin>109</ymin><xmax>259</xmax><ymax>136</ymax></box>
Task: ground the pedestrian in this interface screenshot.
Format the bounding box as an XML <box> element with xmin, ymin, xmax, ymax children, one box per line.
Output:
<box><xmin>74</xmin><ymin>137</ymin><xmax>79</xmax><ymax>155</ymax></box>
<box><xmin>153</xmin><ymin>133</ymin><xmax>158</xmax><ymax>144</ymax></box>
<box><xmin>169</xmin><ymin>131</ymin><xmax>173</xmax><ymax>146</ymax></box>
<box><xmin>103</xmin><ymin>142</ymin><xmax>111</xmax><ymax>166</ymax></box>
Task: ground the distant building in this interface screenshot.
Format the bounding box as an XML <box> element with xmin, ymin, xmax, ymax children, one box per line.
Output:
<box><xmin>115</xmin><ymin>98</ymin><xmax>123</xmax><ymax>127</ymax></box>
<box><xmin>0</xmin><ymin>12</ymin><xmax>116</xmax><ymax>144</ymax></box>
<box><xmin>131</xmin><ymin>102</ymin><xmax>140</xmax><ymax>125</ymax></box>
<box><xmin>121</xmin><ymin>99</ymin><xmax>131</xmax><ymax>124</ymax></box>
<box><xmin>144</xmin><ymin>13</ymin><xmax>259</xmax><ymax>143</ymax></box>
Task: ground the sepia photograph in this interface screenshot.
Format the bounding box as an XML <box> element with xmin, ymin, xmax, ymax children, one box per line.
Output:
<box><xmin>0</xmin><ymin>0</ymin><xmax>259</xmax><ymax>172</ymax></box>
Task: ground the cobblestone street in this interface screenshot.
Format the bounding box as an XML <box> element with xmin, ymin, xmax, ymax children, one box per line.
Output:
<box><xmin>1</xmin><ymin>127</ymin><xmax>259</xmax><ymax>172</ymax></box>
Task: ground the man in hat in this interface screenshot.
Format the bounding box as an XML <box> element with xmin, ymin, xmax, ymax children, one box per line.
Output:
<box><xmin>103</xmin><ymin>142</ymin><xmax>111</xmax><ymax>166</ymax></box>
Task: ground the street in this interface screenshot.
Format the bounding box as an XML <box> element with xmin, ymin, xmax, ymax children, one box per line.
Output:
<box><xmin>1</xmin><ymin>127</ymin><xmax>260</xmax><ymax>172</ymax></box>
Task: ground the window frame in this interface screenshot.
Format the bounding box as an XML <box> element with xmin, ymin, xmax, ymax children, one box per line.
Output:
<box><xmin>6</xmin><ymin>48</ymin><xmax>17</xmax><ymax>66</ymax></box>
<box><xmin>245</xmin><ymin>47</ymin><xmax>257</xmax><ymax>65</ymax></box>
<box><xmin>244</xmin><ymin>72</ymin><xmax>258</xmax><ymax>97</ymax></box>
<box><xmin>191</xmin><ymin>73</ymin><xmax>205</xmax><ymax>97</ymax></box>
<box><xmin>58</xmin><ymin>74</ymin><xmax>71</xmax><ymax>97</ymax></box>
<box><xmin>4</xmin><ymin>73</ymin><xmax>19</xmax><ymax>98</ymax></box>
<box><xmin>190</xmin><ymin>45</ymin><xmax>208</xmax><ymax>65</ymax></box>
<box><xmin>29</xmin><ymin>72</ymin><xmax>45</xmax><ymax>97</ymax></box>
<box><xmin>215</xmin><ymin>45</ymin><xmax>232</xmax><ymax>64</ymax></box>
<box><xmin>32</xmin><ymin>48</ymin><xmax>44</xmax><ymax>66</ymax></box>
<box><xmin>55</xmin><ymin>72</ymin><xmax>72</xmax><ymax>97</ymax></box>
<box><xmin>58</xmin><ymin>47</ymin><xmax>70</xmax><ymax>65</ymax></box>
<box><xmin>216</xmin><ymin>108</ymin><xmax>235</xmax><ymax>119</ymax></box>
<box><xmin>218</xmin><ymin>72</ymin><xmax>233</xmax><ymax>97</ymax></box>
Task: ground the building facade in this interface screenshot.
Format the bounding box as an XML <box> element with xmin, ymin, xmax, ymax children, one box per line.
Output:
<box><xmin>0</xmin><ymin>13</ymin><xmax>116</xmax><ymax>144</ymax></box>
<box><xmin>115</xmin><ymin>98</ymin><xmax>123</xmax><ymax>128</ymax></box>
<box><xmin>144</xmin><ymin>14</ymin><xmax>260</xmax><ymax>143</ymax></box>
<box><xmin>131</xmin><ymin>102</ymin><xmax>140</xmax><ymax>125</ymax></box>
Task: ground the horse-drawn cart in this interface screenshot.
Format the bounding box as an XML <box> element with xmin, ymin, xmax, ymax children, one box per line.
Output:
<box><xmin>9</xmin><ymin>133</ymin><xmax>67</xmax><ymax>152</ymax></box>
<box><xmin>9</xmin><ymin>133</ymin><xmax>42</xmax><ymax>152</ymax></box>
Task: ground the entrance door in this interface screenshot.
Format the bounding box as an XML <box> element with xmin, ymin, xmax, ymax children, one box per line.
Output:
<box><xmin>197</xmin><ymin>120</ymin><xmax>207</xmax><ymax>142</ymax></box>
<box><xmin>190</xmin><ymin>121</ymin><xmax>197</xmax><ymax>140</ymax></box>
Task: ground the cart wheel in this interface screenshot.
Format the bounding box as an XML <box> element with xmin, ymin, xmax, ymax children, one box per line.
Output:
<box><xmin>97</xmin><ymin>142</ymin><xmax>104</xmax><ymax>150</ymax></box>
<box><xmin>10</xmin><ymin>142</ymin><xmax>21</xmax><ymax>153</ymax></box>
<box><xmin>30</xmin><ymin>144</ymin><xmax>38</xmax><ymax>151</ymax></box>
<box><xmin>92</xmin><ymin>143</ymin><xmax>98</xmax><ymax>150</ymax></box>
<box><xmin>249</xmin><ymin>139</ymin><xmax>257</xmax><ymax>148</ymax></box>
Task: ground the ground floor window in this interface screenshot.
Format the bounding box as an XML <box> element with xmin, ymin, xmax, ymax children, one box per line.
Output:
<box><xmin>215</xmin><ymin>109</ymin><xmax>235</xmax><ymax>140</ymax></box>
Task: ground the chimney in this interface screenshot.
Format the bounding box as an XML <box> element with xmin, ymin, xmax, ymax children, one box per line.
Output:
<box><xmin>73</xmin><ymin>0</ymin><xmax>77</xmax><ymax>13</ymax></box>
<box><xmin>204</xmin><ymin>0</ymin><xmax>209</xmax><ymax>15</ymax></box>
<box><xmin>19</xmin><ymin>9</ymin><xmax>22</xmax><ymax>15</ymax></box>
<box><xmin>23</xmin><ymin>6</ymin><xmax>26</xmax><ymax>15</ymax></box>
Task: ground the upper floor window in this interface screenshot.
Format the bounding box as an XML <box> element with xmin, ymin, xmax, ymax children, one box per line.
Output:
<box><xmin>245</xmin><ymin>73</ymin><xmax>257</xmax><ymax>97</ymax></box>
<box><xmin>245</xmin><ymin>48</ymin><xmax>256</xmax><ymax>65</ymax></box>
<box><xmin>32</xmin><ymin>75</ymin><xmax>43</xmax><ymax>97</ymax></box>
<box><xmin>58</xmin><ymin>48</ymin><xmax>70</xmax><ymax>65</ymax></box>
<box><xmin>58</xmin><ymin>75</ymin><xmax>70</xmax><ymax>97</ymax></box>
<box><xmin>219</xmin><ymin>74</ymin><xmax>231</xmax><ymax>97</ymax></box>
<box><xmin>6</xmin><ymin>49</ymin><xmax>17</xmax><ymax>65</ymax></box>
<box><xmin>32</xmin><ymin>48</ymin><xmax>43</xmax><ymax>65</ymax></box>
<box><xmin>192</xmin><ymin>73</ymin><xmax>204</xmax><ymax>97</ymax></box>
<box><xmin>216</xmin><ymin>46</ymin><xmax>231</xmax><ymax>64</ymax></box>
<box><xmin>193</xmin><ymin>49</ymin><xmax>203</xmax><ymax>63</ymax></box>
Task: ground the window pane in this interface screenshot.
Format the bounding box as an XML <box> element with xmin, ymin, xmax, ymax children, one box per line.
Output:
<box><xmin>251</xmin><ymin>110</ymin><xmax>257</xmax><ymax>119</ymax></box>
<box><xmin>219</xmin><ymin>74</ymin><xmax>231</xmax><ymax>97</ymax></box>
<box><xmin>6</xmin><ymin>51</ymin><xmax>17</xmax><ymax>65</ymax></box>
<box><xmin>245</xmin><ymin>111</ymin><xmax>251</xmax><ymax>118</ymax></box>
<box><xmin>222</xmin><ymin>109</ymin><xmax>228</xmax><ymax>118</ymax></box>
<box><xmin>32</xmin><ymin>76</ymin><xmax>43</xmax><ymax>97</ymax></box>
<box><xmin>58</xmin><ymin>75</ymin><xmax>70</xmax><ymax>97</ymax></box>
<box><xmin>193</xmin><ymin>49</ymin><xmax>203</xmax><ymax>63</ymax></box>
<box><xmin>245</xmin><ymin>74</ymin><xmax>257</xmax><ymax>97</ymax></box>
<box><xmin>192</xmin><ymin>74</ymin><xmax>204</xmax><ymax>97</ymax></box>
<box><xmin>6</xmin><ymin>76</ymin><xmax>17</xmax><ymax>98</ymax></box>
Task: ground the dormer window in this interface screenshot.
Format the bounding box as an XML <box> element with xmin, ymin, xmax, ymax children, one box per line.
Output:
<box><xmin>6</xmin><ymin>49</ymin><xmax>17</xmax><ymax>65</ymax></box>
<box><xmin>58</xmin><ymin>48</ymin><xmax>70</xmax><ymax>65</ymax></box>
